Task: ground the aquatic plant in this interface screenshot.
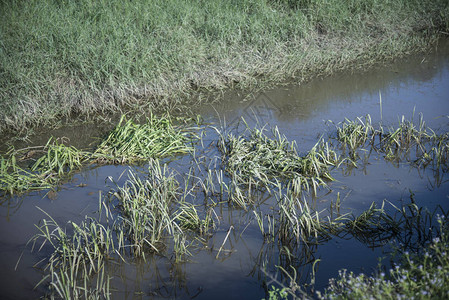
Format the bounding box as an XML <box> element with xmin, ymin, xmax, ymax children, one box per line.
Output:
<box><xmin>107</xmin><ymin>160</ymin><xmax>181</xmax><ymax>257</ymax></box>
<box><xmin>335</xmin><ymin>115</ymin><xmax>375</xmax><ymax>159</ymax></box>
<box><xmin>12</xmin><ymin>112</ymin><xmax>449</xmax><ymax>299</ymax></box>
<box><xmin>28</xmin><ymin>160</ymin><xmax>220</xmax><ymax>297</ymax></box>
<box><xmin>0</xmin><ymin>152</ymin><xmax>53</xmax><ymax>195</ymax></box>
<box><xmin>218</xmin><ymin>123</ymin><xmax>340</xmax><ymax>199</ymax></box>
<box><xmin>30</xmin><ymin>210</ymin><xmax>114</xmax><ymax>299</ymax></box>
<box><xmin>94</xmin><ymin>115</ymin><xmax>193</xmax><ymax>163</ymax></box>
<box><xmin>333</xmin><ymin>113</ymin><xmax>449</xmax><ymax>177</ymax></box>
<box><xmin>0</xmin><ymin>137</ymin><xmax>90</xmax><ymax>195</ymax></box>
<box><xmin>30</xmin><ymin>137</ymin><xmax>89</xmax><ymax>176</ymax></box>
<box><xmin>176</xmin><ymin>202</ymin><xmax>215</xmax><ymax>236</ymax></box>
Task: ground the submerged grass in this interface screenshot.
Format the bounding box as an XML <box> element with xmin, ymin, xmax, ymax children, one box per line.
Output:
<box><xmin>30</xmin><ymin>137</ymin><xmax>89</xmax><ymax>176</ymax></box>
<box><xmin>256</xmin><ymin>194</ymin><xmax>400</xmax><ymax>248</ymax></box>
<box><xmin>29</xmin><ymin>160</ymin><xmax>217</xmax><ymax>297</ymax></box>
<box><xmin>266</xmin><ymin>200</ymin><xmax>449</xmax><ymax>299</ymax></box>
<box><xmin>1</xmin><ymin>0</ymin><xmax>448</xmax><ymax>134</ymax></box>
<box><xmin>0</xmin><ymin>153</ymin><xmax>53</xmax><ymax>195</ymax></box>
<box><xmin>333</xmin><ymin>113</ymin><xmax>449</xmax><ymax>175</ymax></box>
<box><xmin>107</xmin><ymin>160</ymin><xmax>181</xmax><ymax>257</ymax></box>
<box><xmin>107</xmin><ymin>159</ymin><xmax>215</xmax><ymax>261</ymax></box>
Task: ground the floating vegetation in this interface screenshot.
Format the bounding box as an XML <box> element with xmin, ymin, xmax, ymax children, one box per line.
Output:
<box><xmin>177</xmin><ymin>202</ymin><xmax>215</xmax><ymax>236</ymax></box>
<box><xmin>30</xmin><ymin>137</ymin><xmax>89</xmax><ymax>176</ymax></box>
<box><xmin>218</xmin><ymin>123</ymin><xmax>341</xmax><ymax>201</ymax></box>
<box><xmin>253</xmin><ymin>189</ymin><xmax>447</xmax><ymax>253</ymax></box>
<box><xmin>345</xmin><ymin>201</ymin><xmax>400</xmax><ymax>247</ymax></box>
<box><xmin>335</xmin><ymin>115</ymin><xmax>375</xmax><ymax>159</ymax></box>
<box><xmin>0</xmin><ymin>152</ymin><xmax>53</xmax><ymax>195</ymax></box>
<box><xmin>0</xmin><ymin>114</ymin><xmax>196</xmax><ymax>195</ymax></box>
<box><xmin>333</xmin><ymin>113</ymin><xmax>449</xmax><ymax>175</ymax></box>
<box><xmin>28</xmin><ymin>161</ymin><xmax>217</xmax><ymax>298</ymax></box>
<box><xmin>0</xmin><ymin>138</ymin><xmax>90</xmax><ymax>195</ymax></box>
<box><xmin>277</xmin><ymin>194</ymin><xmax>336</xmax><ymax>244</ymax></box>
<box><xmin>11</xmin><ymin>112</ymin><xmax>449</xmax><ymax>298</ymax></box>
<box><xmin>94</xmin><ymin>115</ymin><xmax>194</xmax><ymax>163</ymax></box>
<box><xmin>106</xmin><ymin>159</ymin><xmax>217</xmax><ymax>261</ymax></box>
<box><xmin>264</xmin><ymin>201</ymin><xmax>449</xmax><ymax>299</ymax></box>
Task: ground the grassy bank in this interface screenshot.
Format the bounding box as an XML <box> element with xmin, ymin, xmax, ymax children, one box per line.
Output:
<box><xmin>1</xmin><ymin>0</ymin><xmax>448</xmax><ymax>135</ymax></box>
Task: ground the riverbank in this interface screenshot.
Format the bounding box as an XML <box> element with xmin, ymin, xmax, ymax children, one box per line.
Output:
<box><xmin>1</xmin><ymin>0</ymin><xmax>448</xmax><ymax>135</ymax></box>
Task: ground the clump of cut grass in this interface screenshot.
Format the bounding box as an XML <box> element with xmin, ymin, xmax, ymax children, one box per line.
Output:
<box><xmin>333</xmin><ymin>113</ymin><xmax>449</xmax><ymax>177</ymax></box>
<box><xmin>0</xmin><ymin>136</ymin><xmax>91</xmax><ymax>195</ymax></box>
<box><xmin>277</xmin><ymin>195</ymin><xmax>332</xmax><ymax>244</ymax></box>
<box><xmin>334</xmin><ymin>115</ymin><xmax>376</xmax><ymax>159</ymax></box>
<box><xmin>30</xmin><ymin>137</ymin><xmax>90</xmax><ymax>176</ymax></box>
<box><xmin>265</xmin><ymin>201</ymin><xmax>449</xmax><ymax>299</ymax></box>
<box><xmin>0</xmin><ymin>152</ymin><xmax>53</xmax><ymax>195</ymax></box>
<box><xmin>345</xmin><ymin>201</ymin><xmax>400</xmax><ymax>247</ymax></box>
<box><xmin>382</xmin><ymin>114</ymin><xmax>429</xmax><ymax>150</ymax></box>
<box><xmin>218</xmin><ymin>123</ymin><xmax>341</xmax><ymax>199</ymax></box>
<box><xmin>94</xmin><ymin>115</ymin><xmax>193</xmax><ymax>164</ymax></box>
<box><xmin>0</xmin><ymin>113</ymin><xmax>197</xmax><ymax>195</ymax></box>
<box><xmin>252</xmin><ymin>190</ymin><xmax>349</xmax><ymax>246</ymax></box>
<box><xmin>379</xmin><ymin>114</ymin><xmax>432</xmax><ymax>162</ymax></box>
<box><xmin>176</xmin><ymin>202</ymin><xmax>215</xmax><ymax>236</ymax></box>
<box><xmin>107</xmin><ymin>159</ymin><xmax>213</xmax><ymax>261</ymax></box>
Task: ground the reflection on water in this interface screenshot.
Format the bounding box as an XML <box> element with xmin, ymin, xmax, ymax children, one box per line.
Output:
<box><xmin>1</xmin><ymin>39</ymin><xmax>449</xmax><ymax>299</ymax></box>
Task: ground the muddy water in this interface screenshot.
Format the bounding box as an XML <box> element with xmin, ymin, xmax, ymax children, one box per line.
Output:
<box><xmin>1</xmin><ymin>39</ymin><xmax>449</xmax><ymax>299</ymax></box>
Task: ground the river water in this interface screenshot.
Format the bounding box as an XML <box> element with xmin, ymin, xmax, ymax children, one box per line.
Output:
<box><xmin>1</xmin><ymin>39</ymin><xmax>449</xmax><ymax>299</ymax></box>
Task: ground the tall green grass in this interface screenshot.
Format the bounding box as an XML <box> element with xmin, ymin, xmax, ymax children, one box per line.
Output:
<box><xmin>1</xmin><ymin>0</ymin><xmax>448</xmax><ymax>134</ymax></box>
